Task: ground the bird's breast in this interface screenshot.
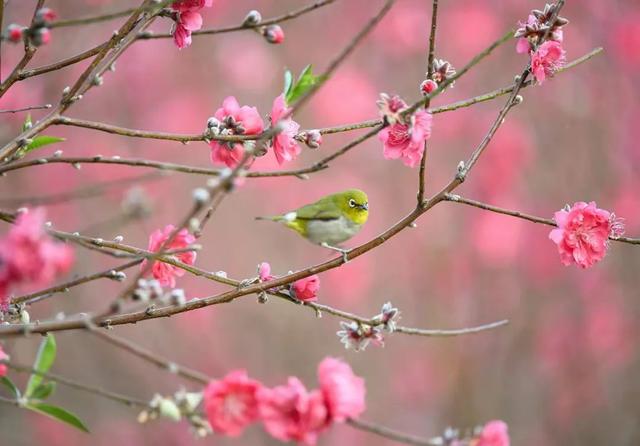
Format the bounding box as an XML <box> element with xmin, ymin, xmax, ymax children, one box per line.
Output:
<box><xmin>305</xmin><ymin>216</ymin><xmax>361</xmax><ymax>245</ymax></box>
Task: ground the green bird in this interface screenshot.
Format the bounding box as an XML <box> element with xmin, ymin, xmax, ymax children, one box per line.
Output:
<box><xmin>257</xmin><ymin>189</ymin><xmax>369</xmax><ymax>261</ymax></box>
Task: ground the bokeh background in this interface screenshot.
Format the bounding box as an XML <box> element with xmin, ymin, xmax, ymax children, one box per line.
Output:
<box><xmin>1</xmin><ymin>0</ymin><xmax>640</xmax><ymax>445</ymax></box>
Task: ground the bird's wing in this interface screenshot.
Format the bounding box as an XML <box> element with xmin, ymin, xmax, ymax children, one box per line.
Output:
<box><xmin>295</xmin><ymin>198</ymin><xmax>341</xmax><ymax>221</ymax></box>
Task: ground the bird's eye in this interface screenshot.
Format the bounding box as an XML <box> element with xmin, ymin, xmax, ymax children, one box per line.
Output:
<box><xmin>348</xmin><ymin>199</ymin><xmax>356</xmax><ymax>208</ymax></box>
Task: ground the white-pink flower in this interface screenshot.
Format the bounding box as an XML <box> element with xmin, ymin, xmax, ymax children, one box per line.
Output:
<box><xmin>477</xmin><ymin>420</ymin><xmax>510</xmax><ymax>446</ymax></box>
<box><xmin>549</xmin><ymin>201</ymin><xmax>623</xmax><ymax>269</ymax></box>
<box><xmin>530</xmin><ymin>41</ymin><xmax>566</xmax><ymax>84</ymax></box>
<box><xmin>377</xmin><ymin>95</ymin><xmax>433</xmax><ymax>168</ymax></box>
<box><xmin>209</xmin><ymin>96</ymin><xmax>264</xmax><ymax>168</ymax></box>
<box><xmin>269</xmin><ymin>94</ymin><xmax>301</xmax><ymax>165</ymax></box>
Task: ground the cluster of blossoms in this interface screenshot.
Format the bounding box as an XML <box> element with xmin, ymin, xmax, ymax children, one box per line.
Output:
<box><xmin>202</xmin><ymin>357</ymin><xmax>365</xmax><ymax>444</ymax></box>
<box><xmin>3</xmin><ymin>7</ymin><xmax>56</xmax><ymax>46</ymax></box>
<box><xmin>171</xmin><ymin>0</ymin><xmax>213</xmax><ymax>49</ymax></box>
<box><xmin>143</xmin><ymin>225</ymin><xmax>197</xmax><ymax>288</ymax></box>
<box><xmin>337</xmin><ymin>302</ymin><xmax>399</xmax><ymax>351</ymax></box>
<box><xmin>258</xmin><ymin>262</ymin><xmax>320</xmax><ymax>302</ymax></box>
<box><xmin>420</xmin><ymin>58</ymin><xmax>457</xmax><ymax>95</ymax></box>
<box><xmin>515</xmin><ymin>4</ymin><xmax>568</xmax><ymax>84</ymax></box>
<box><xmin>549</xmin><ymin>202</ymin><xmax>624</xmax><ymax>269</ymax></box>
<box><xmin>0</xmin><ymin>208</ymin><xmax>74</xmax><ymax>310</ymax></box>
<box><xmin>207</xmin><ymin>95</ymin><xmax>309</xmax><ymax>169</ymax></box>
<box><xmin>377</xmin><ymin>94</ymin><xmax>433</xmax><ymax>168</ymax></box>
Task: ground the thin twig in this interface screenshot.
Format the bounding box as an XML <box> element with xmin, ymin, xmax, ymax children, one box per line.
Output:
<box><xmin>51</xmin><ymin>8</ymin><xmax>137</xmax><ymax>28</ymax></box>
<box><xmin>347</xmin><ymin>418</ymin><xmax>440</xmax><ymax>446</ymax></box>
<box><xmin>0</xmin><ymin>104</ymin><xmax>52</xmax><ymax>114</ymax></box>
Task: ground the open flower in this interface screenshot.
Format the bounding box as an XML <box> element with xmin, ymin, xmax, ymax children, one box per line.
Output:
<box><xmin>269</xmin><ymin>94</ymin><xmax>301</xmax><ymax>165</ymax></box>
<box><xmin>171</xmin><ymin>0</ymin><xmax>213</xmax><ymax>49</ymax></box>
<box><xmin>209</xmin><ymin>96</ymin><xmax>264</xmax><ymax>168</ymax></box>
<box><xmin>317</xmin><ymin>357</ymin><xmax>365</xmax><ymax>423</ymax></box>
<box><xmin>204</xmin><ymin>370</ymin><xmax>263</xmax><ymax>437</ymax></box>
<box><xmin>530</xmin><ymin>40</ymin><xmax>566</xmax><ymax>84</ymax></box>
<box><xmin>476</xmin><ymin>420</ymin><xmax>510</xmax><ymax>446</ymax></box>
<box><xmin>0</xmin><ymin>208</ymin><xmax>74</xmax><ymax>308</ymax></box>
<box><xmin>142</xmin><ymin>225</ymin><xmax>196</xmax><ymax>288</ymax></box>
<box><xmin>377</xmin><ymin>94</ymin><xmax>433</xmax><ymax>168</ymax></box>
<box><xmin>549</xmin><ymin>202</ymin><xmax>623</xmax><ymax>269</ymax></box>
<box><xmin>258</xmin><ymin>377</ymin><xmax>328</xmax><ymax>445</ymax></box>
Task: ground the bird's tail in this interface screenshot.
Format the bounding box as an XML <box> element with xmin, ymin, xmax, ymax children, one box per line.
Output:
<box><xmin>255</xmin><ymin>215</ymin><xmax>284</xmax><ymax>222</ymax></box>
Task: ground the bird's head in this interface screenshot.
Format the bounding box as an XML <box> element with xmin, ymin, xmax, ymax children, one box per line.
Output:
<box><xmin>336</xmin><ymin>189</ymin><xmax>369</xmax><ymax>225</ymax></box>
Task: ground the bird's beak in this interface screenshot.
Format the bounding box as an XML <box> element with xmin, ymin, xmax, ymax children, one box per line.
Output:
<box><xmin>360</xmin><ymin>203</ymin><xmax>369</xmax><ymax>211</ymax></box>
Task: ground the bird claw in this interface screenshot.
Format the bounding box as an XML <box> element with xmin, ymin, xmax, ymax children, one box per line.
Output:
<box><xmin>321</xmin><ymin>243</ymin><xmax>350</xmax><ymax>263</ymax></box>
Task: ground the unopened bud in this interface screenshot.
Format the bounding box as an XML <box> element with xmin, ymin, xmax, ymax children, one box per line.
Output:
<box><xmin>420</xmin><ymin>79</ymin><xmax>438</xmax><ymax>96</ymax></box>
<box><xmin>192</xmin><ymin>187</ymin><xmax>210</xmax><ymax>204</ymax></box>
<box><xmin>158</xmin><ymin>398</ymin><xmax>181</xmax><ymax>422</ymax></box>
<box><xmin>35</xmin><ymin>8</ymin><xmax>57</xmax><ymax>26</ymax></box>
<box><xmin>113</xmin><ymin>235</ymin><xmax>124</xmax><ymax>243</ymax></box>
<box><xmin>6</xmin><ymin>24</ymin><xmax>25</xmax><ymax>43</ymax></box>
<box><xmin>243</xmin><ymin>10</ymin><xmax>262</xmax><ymax>27</ymax></box>
<box><xmin>263</xmin><ymin>24</ymin><xmax>284</xmax><ymax>44</ymax></box>
<box><xmin>30</xmin><ymin>27</ymin><xmax>51</xmax><ymax>47</ymax></box>
<box><xmin>304</xmin><ymin>130</ymin><xmax>323</xmax><ymax>149</ymax></box>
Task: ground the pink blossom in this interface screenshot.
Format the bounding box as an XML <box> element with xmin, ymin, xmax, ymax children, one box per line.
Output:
<box><xmin>269</xmin><ymin>94</ymin><xmax>301</xmax><ymax>165</ymax></box>
<box><xmin>420</xmin><ymin>79</ymin><xmax>437</xmax><ymax>95</ymax></box>
<box><xmin>142</xmin><ymin>225</ymin><xmax>196</xmax><ymax>287</ymax></box>
<box><xmin>258</xmin><ymin>377</ymin><xmax>328</xmax><ymax>445</ymax></box>
<box><xmin>530</xmin><ymin>41</ymin><xmax>566</xmax><ymax>84</ymax></box>
<box><xmin>378</xmin><ymin>106</ymin><xmax>433</xmax><ymax>168</ymax></box>
<box><xmin>209</xmin><ymin>96</ymin><xmax>264</xmax><ymax>168</ymax></box>
<box><xmin>516</xmin><ymin>37</ymin><xmax>531</xmax><ymax>54</ymax></box>
<box><xmin>0</xmin><ymin>208</ymin><xmax>74</xmax><ymax>308</ymax></box>
<box><xmin>204</xmin><ymin>370</ymin><xmax>262</xmax><ymax>437</ymax></box>
<box><xmin>476</xmin><ymin>420</ymin><xmax>510</xmax><ymax>446</ymax></box>
<box><xmin>0</xmin><ymin>345</ymin><xmax>8</xmax><ymax>377</ymax></box>
<box><xmin>6</xmin><ymin>24</ymin><xmax>24</xmax><ymax>43</ymax></box>
<box><xmin>317</xmin><ymin>357</ymin><xmax>366</xmax><ymax>423</ymax></box>
<box><xmin>290</xmin><ymin>275</ymin><xmax>320</xmax><ymax>301</ymax></box>
<box><xmin>549</xmin><ymin>202</ymin><xmax>622</xmax><ymax>269</ymax></box>
<box><xmin>258</xmin><ymin>262</ymin><xmax>274</xmax><ymax>281</ymax></box>
<box><xmin>170</xmin><ymin>0</ymin><xmax>212</xmax><ymax>49</ymax></box>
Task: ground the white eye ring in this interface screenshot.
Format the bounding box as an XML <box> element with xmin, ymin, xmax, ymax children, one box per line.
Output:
<box><xmin>348</xmin><ymin>199</ymin><xmax>356</xmax><ymax>208</ymax></box>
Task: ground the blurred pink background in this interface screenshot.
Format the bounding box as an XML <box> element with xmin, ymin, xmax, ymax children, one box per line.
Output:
<box><xmin>1</xmin><ymin>0</ymin><xmax>640</xmax><ymax>445</ymax></box>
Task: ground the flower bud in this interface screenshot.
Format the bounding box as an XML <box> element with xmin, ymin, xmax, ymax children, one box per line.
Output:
<box><xmin>263</xmin><ymin>25</ymin><xmax>284</xmax><ymax>44</ymax></box>
<box><xmin>304</xmin><ymin>130</ymin><xmax>323</xmax><ymax>149</ymax></box>
<box><xmin>30</xmin><ymin>27</ymin><xmax>51</xmax><ymax>46</ymax></box>
<box><xmin>192</xmin><ymin>187</ymin><xmax>210</xmax><ymax>204</ymax></box>
<box><xmin>35</xmin><ymin>8</ymin><xmax>57</xmax><ymax>26</ymax></box>
<box><xmin>242</xmin><ymin>10</ymin><xmax>262</xmax><ymax>27</ymax></box>
<box><xmin>6</xmin><ymin>24</ymin><xmax>25</xmax><ymax>43</ymax></box>
<box><xmin>158</xmin><ymin>398</ymin><xmax>182</xmax><ymax>422</ymax></box>
<box><xmin>420</xmin><ymin>79</ymin><xmax>437</xmax><ymax>96</ymax></box>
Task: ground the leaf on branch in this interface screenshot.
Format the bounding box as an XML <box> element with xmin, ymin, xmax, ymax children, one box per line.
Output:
<box><xmin>30</xmin><ymin>381</ymin><xmax>56</xmax><ymax>401</ymax></box>
<box><xmin>0</xmin><ymin>376</ymin><xmax>21</xmax><ymax>398</ymax></box>
<box><xmin>26</xmin><ymin>402</ymin><xmax>90</xmax><ymax>433</ymax></box>
<box><xmin>21</xmin><ymin>136</ymin><xmax>66</xmax><ymax>155</ymax></box>
<box><xmin>283</xmin><ymin>69</ymin><xmax>294</xmax><ymax>98</ymax></box>
<box><xmin>285</xmin><ymin>64</ymin><xmax>327</xmax><ymax>105</ymax></box>
<box><xmin>25</xmin><ymin>334</ymin><xmax>56</xmax><ymax>398</ymax></box>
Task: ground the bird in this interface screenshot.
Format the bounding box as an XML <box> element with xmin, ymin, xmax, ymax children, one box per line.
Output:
<box><xmin>256</xmin><ymin>189</ymin><xmax>369</xmax><ymax>261</ymax></box>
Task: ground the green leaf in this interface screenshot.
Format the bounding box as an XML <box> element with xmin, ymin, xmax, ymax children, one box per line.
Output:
<box><xmin>25</xmin><ymin>334</ymin><xmax>56</xmax><ymax>398</ymax></box>
<box><xmin>22</xmin><ymin>114</ymin><xmax>32</xmax><ymax>132</ymax></box>
<box><xmin>30</xmin><ymin>381</ymin><xmax>56</xmax><ymax>401</ymax></box>
<box><xmin>26</xmin><ymin>402</ymin><xmax>90</xmax><ymax>433</ymax></box>
<box><xmin>24</xmin><ymin>135</ymin><xmax>66</xmax><ymax>153</ymax></box>
<box><xmin>283</xmin><ymin>70</ymin><xmax>293</xmax><ymax>97</ymax></box>
<box><xmin>285</xmin><ymin>64</ymin><xmax>327</xmax><ymax>105</ymax></box>
<box><xmin>0</xmin><ymin>376</ymin><xmax>21</xmax><ymax>398</ymax></box>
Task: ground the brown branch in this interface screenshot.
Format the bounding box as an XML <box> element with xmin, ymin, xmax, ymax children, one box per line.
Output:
<box><xmin>3</xmin><ymin>362</ymin><xmax>147</xmax><ymax>407</ymax></box>
<box><xmin>417</xmin><ymin>0</ymin><xmax>440</xmax><ymax>205</ymax></box>
<box><xmin>444</xmin><ymin>194</ymin><xmax>640</xmax><ymax>245</ymax></box>
<box><xmin>18</xmin><ymin>43</ymin><xmax>108</xmax><ymax>80</ymax></box>
<box><xmin>138</xmin><ymin>0</ymin><xmax>337</xmax><ymax>40</ymax></box>
<box><xmin>90</xmin><ymin>329</ymin><xmax>210</xmax><ymax>384</ymax></box>
<box><xmin>347</xmin><ymin>418</ymin><xmax>440</xmax><ymax>446</ymax></box>
<box><xmin>51</xmin><ymin>8</ymin><xmax>137</xmax><ymax>28</ymax></box>
<box><xmin>0</xmin><ymin>104</ymin><xmax>52</xmax><ymax>114</ymax></box>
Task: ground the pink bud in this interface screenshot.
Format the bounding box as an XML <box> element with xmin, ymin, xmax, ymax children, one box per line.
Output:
<box><xmin>6</xmin><ymin>24</ymin><xmax>24</xmax><ymax>43</ymax></box>
<box><xmin>420</xmin><ymin>79</ymin><xmax>438</xmax><ymax>96</ymax></box>
<box><xmin>304</xmin><ymin>130</ymin><xmax>323</xmax><ymax>149</ymax></box>
<box><xmin>258</xmin><ymin>262</ymin><xmax>274</xmax><ymax>281</ymax></box>
<box><xmin>263</xmin><ymin>25</ymin><xmax>284</xmax><ymax>44</ymax></box>
<box><xmin>290</xmin><ymin>275</ymin><xmax>320</xmax><ymax>301</ymax></box>
<box><xmin>35</xmin><ymin>7</ymin><xmax>57</xmax><ymax>25</ymax></box>
<box><xmin>31</xmin><ymin>27</ymin><xmax>51</xmax><ymax>46</ymax></box>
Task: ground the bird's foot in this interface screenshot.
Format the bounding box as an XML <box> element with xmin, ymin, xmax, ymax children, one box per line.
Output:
<box><xmin>321</xmin><ymin>243</ymin><xmax>350</xmax><ymax>263</ymax></box>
